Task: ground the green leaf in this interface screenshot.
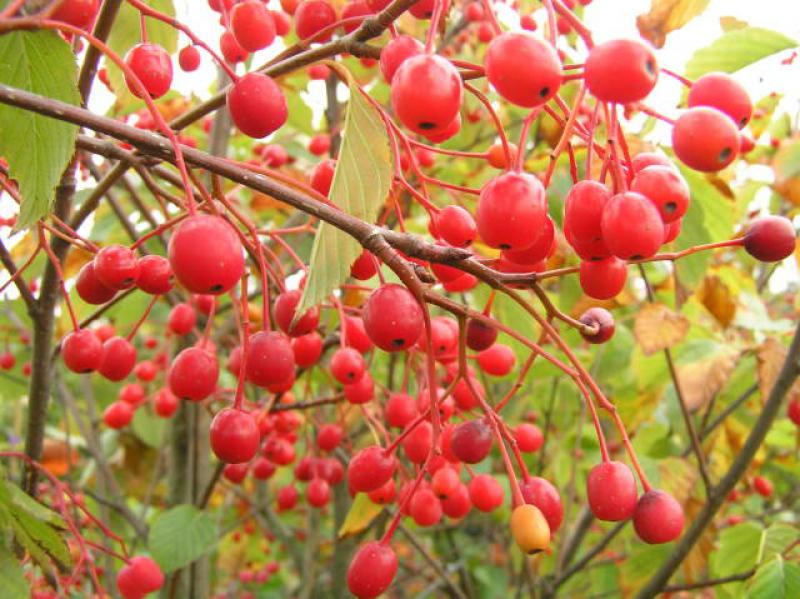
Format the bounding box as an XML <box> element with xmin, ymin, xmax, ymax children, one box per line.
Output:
<box><xmin>685</xmin><ymin>27</ymin><xmax>798</xmax><ymax>79</ymax></box>
<box><xmin>710</xmin><ymin>522</ymin><xmax>763</xmax><ymax>581</ymax></box>
<box><xmin>148</xmin><ymin>505</ymin><xmax>216</xmax><ymax>573</ymax></box>
<box><xmin>6</xmin><ymin>483</ymin><xmax>66</xmax><ymax>529</ymax></box>
<box><xmin>9</xmin><ymin>507</ymin><xmax>71</xmax><ymax>570</ymax></box>
<box><xmin>131</xmin><ymin>405</ymin><xmax>167</xmax><ymax>449</ymax></box>
<box><xmin>296</xmin><ymin>77</ymin><xmax>393</xmax><ymax>317</ymax></box>
<box><xmin>0</xmin><ymin>31</ymin><xmax>80</xmax><ymax>229</ymax></box>
<box><xmin>0</xmin><ymin>546</ymin><xmax>28</xmax><ymax>599</ymax></box>
<box><xmin>106</xmin><ymin>0</ymin><xmax>177</xmax><ymax>108</ymax></box>
<box><xmin>746</xmin><ymin>556</ymin><xmax>800</xmax><ymax>599</ymax></box>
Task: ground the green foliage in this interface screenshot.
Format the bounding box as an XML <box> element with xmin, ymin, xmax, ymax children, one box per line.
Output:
<box><xmin>0</xmin><ymin>30</ymin><xmax>80</xmax><ymax>229</ymax></box>
<box><xmin>746</xmin><ymin>556</ymin><xmax>800</xmax><ymax>599</ymax></box>
<box><xmin>148</xmin><ymin>504</ymin><xmax>216</xmax><ymax>573</ymax></box>
<box><xmin>685</xmin><ymin>27</ymin><xmax>798</xmax><ymax>78</ymax></box>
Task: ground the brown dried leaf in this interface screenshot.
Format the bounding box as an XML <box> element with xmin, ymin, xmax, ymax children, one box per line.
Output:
<box><xmin>756</xmin><ymin>337</ymin><xmax>800</xmax><ymax>403</ymax></box>
<box><xmin>634</xmin><ymin>303</ymin><xmax>690</xmax><ymax>356</ymax></box>
<box><xmin>677</xmin><ymin>346</ymin><xmax>741</xmax><ymax>411</ymax></box>
<box><xmin>636</xmin><ymin>0</ymin><xmax>711</xmax><ymax>48</ymax></box>
<box><xmin>697</xmin><ymin>275</ymin><xmax>737</xmax><ymax>327</ymax></box>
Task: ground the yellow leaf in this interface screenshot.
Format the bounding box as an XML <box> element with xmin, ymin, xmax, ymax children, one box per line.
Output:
<box><xmin>63</xmin><ymin>247</ymin><xmax>92</xmax><ymax>280</ymax></box>
<box><xmin>756</xmin><ymin>337</ymin><xmax>800</xmax><ymax>404</ymax></box>
<box><xmin>676</xmin><ymin>346</ymin><xmax>741</xmax><ymax>411</ymax></box>
<box><xmin>719</xmin><ymin>16</ymin><xmax>748</xmax><ymax>32</ymax></box>
<box><xmin>634</xmin><ymin>303</ymin><xmax>690</xmax><ymax>356</ymax></box>
<box><xmin>697</xmin><ymin>275</ymin><xmax>737</xmax><ymax>327</ymax></box>
<box><xmin>338</xmin><ymin>493</ymin><xmax>383</xmax><ymax>539</ymax></box>
<box><xmin>636</xmin><ymin>0</ymin><xmax>711</xmax><ymax>48</ymax></box>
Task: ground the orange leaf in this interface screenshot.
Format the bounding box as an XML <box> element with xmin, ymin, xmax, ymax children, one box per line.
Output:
<box><xmin>636</xmin><ymin>0</ymin><xmax>711</xmax><ymax>48</ymax></box>
<box><xmin>697</xmin><ymin>275</ymin><xmax>737</xmax><ymax>327</ymax></box>
<box><xmin>756</xmin><ymin>337</ymin><xmax>800</xmax><ymax>404</ymax></box>
<box><xmin>676</xmin><ymin>346</ymin><xmax>741</xmax><ymax>411</ymax></box>
<box><xmin>634</xmin><ymin>303</ymin><xmax>689</xmax><ymax>356</ymax></box>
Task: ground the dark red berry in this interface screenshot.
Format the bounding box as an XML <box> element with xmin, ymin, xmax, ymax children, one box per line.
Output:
<box><xmin>579</xmin><ymin>307</ymin><xmax>616</xmax><ymax>344</ymax></box>
<box><xmin>362</xmin><ymin>284</ymin><xmax>424</xmax><ymax>352</ymax></box>
<box><xmin>633</xmin><ymin>489</ymin><xmax>684</xmax><ymax>543</ymax></box>
<box><xmin>743</xmin><ymin>216</ymin><xmax>795</xmax><ymax>262</ymax></box>
<box><xmin>450</xmin><ymin>419</ymin><xmax>493</xmax><ymax>464</ymax></box>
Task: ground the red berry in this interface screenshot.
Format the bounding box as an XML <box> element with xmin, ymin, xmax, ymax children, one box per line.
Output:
<box><xmin>62</xmin><ymin>329</ymin><xmax>103</xmax><ymax>373</ymax></box>
<box><xmin>271</xmin><ymin>10</ymin><xmax>291</xmax><ymax>36</ymax></box>
<box><xmin>246</xmin><ymin>331</ymin><xmax>295</xmax><ymax>388</ymax></box>
<box><xmin>380</xmin><ymin>35</ymin><xmax>423</xmax><ymax>83</ymax></box>
<box><xmin>277</xmin><ymin>485</ymin><xmax>299</xmax><ymax>509</ymax></box>
<box><xmin>442</xmin><ymin>483</ymin><xmax>472</xmax><ymax>518</ymax></box>
<box><xmin>631</xmin><ymin>165</ymin><xmax>690</xmax><ymax>224</ymax></box>
<box><xmin>450</xmin><ymin>419</ymin><xmax>493</xmax><ymax>464</ymax></box>
<box><xmin>310</xmin><ymin>158</ymin><xmax>336</xmax><ymax>196</ymax></box>
<box><xmin>601</xmin><ymin>191</ymin><xmax>664</xmax><ymax>260</ymax></box>
<box><xmin>585</xmin><ymin>39</ymin><xmax>658</xmax><ymax>104</ymax></box>
<box><xmin>223</xmin><ymin>463</ymin><xmax>249</xmax><ymax>484</ymax></box>
<box><xmin>119</xmin><ymin>383</ymin><xmax>145</xmax><ymax>404</ymax></box>
<box><xmin>231</xmin><ymin>0</ymin><xmax>276</xmax><ymax>52</ymax></box>
<box><xmin>564</xmin><ymin>180</ymin><xmax>610</xmax><ymax>243</ymax></box>
<box><xmin>168</xmin><ymin>215</ymin><xmax>244</xmax><ymax>295</ymax></box>
<box><xmin>227</xmin><ymin>73</ymin><xmax>288</xmax><ymax>138</ymax></box>
<box><xmin>436</xmin><ymin>205</ymin><xmax>477</xmax><ymax>247</ymax></box>
<box><xmin>51</xmin><ymin>0</ymin><xmax>100</xmax><ymax>29</ymax></box>
<box><xmin>688</xmin><ymin>72</ymin><xmax>752</xmax><ymax>129</ymax></box>
<box><xmin>178</xmin><ymin>45</ymin><xmax>201</xmax><ymax>72</ymax></box>
<box><xmin>330</xmin><ymin>347</ymin><xmax>366</xmax><ymax>384</ymax></box>
<box><xmin>743</xmin><ymin>216</ymin><xmax>796</xmax><ymax>262</ymax></box>
<box><xmin>672</xmin><ymin>107</ymin><xmax>740</xmax><ymax>172</ymax></box>
<box><xmin>308</xmin><ymin>133</ymin><xmax>331</xmax><ymax>156</ymax></box>
<box><xmin>220</xmin><ymin>30</ymin><xmax>248</xmax><ymax>63</ymax></box>
<box><xmin>368</xmin><ymin>478</ymin><xmax>396</xmax><ymax>504</ymax></box>
<box><xmin>409</xmin><ymin>0</ymin><xmax>435</xmax><ymax>19</ymax></box>
<box><xmin>98</xmin><ymin>336</ymin><xmax>137</xmax><ymax>382</ymax></box>
<box><xmin>501</xmin><ymin>216</ymin><xmax>556</xmax><ymax>265</ymax></box>
<box><xmin>210</xmin><ymin>408</ymin><xmax>260</xmax><ymax>464</ymax></box>
<box><xmin>466</xmin><ymin>318</ymin><xmax>498</xmax><ymax>351</ymax></box>
<box><xmin>124</xmin><ymin>43</ymin><xmax>173</xmax><ymax>99</ymax></box>
<box><xmin>587</xmin><ymin>461</ymin><xmax>638</xmax><ymax>521</ymax></box>
<box><xmin>410</xmin><ymin>488</ymin><xmax>443</xmax><ymax>525</ymax></box>
<box><xmin>294</xmin><ymin>0</ymin><xmax>337</xmax><ymax>42</ymax></box>
<box><xmin>274</xmin><ymin>290</ymin><xmax>320</xmax><ymax>336</ymax></box>
<box><xmin>520</xmin><ymin>476</ymin><xmax>563</xmax><ymax>532</ymax></box>
<box><xmin>103</xmin><ymin>401</ymin><xmax>134</xmax><ymax>429</ymax></box>
<box><xmin>154</xmin><ymin>388</ymin><xmax>178</xmax><ymax>418</ymax></box>
<box><xmin>431</xmin><ymin>466</ymin><xmax>460</xmax><ymax>499</ymax></box>
<box><xmin>579</xmin><ymin>257</ymin><xmax>627</xmax><ymax>300</ymax></box>
<box><xmin>362</xmin><ymin>284</ymin><xmax>424</xmax><ymax>352</ymax></box>
<box><xmin>136</xmin><ymin>255</ymin><xmax>173</xmax><ymax>295</ymax></box>
<box><xmin>385</xmin><ymin>393</ymin><xmax>417</xmax><ymax>428</ymax></box>
<box><xmin>514</xmin><ymin>423</ymin><xmax>543</xmax><ymax>453</ymax></box>
<box><xmin>344</xmin><ymin>371</ymin><xmax>374</xmax><ymax>404</ymax></box>
<box><xmin>485</xmin><ymin>32</ymin><xmax>562</xmax><ymax>107</ymax></box>
<box><xmin>788</xmin><ymin>396</ymin><xmax>800</xmax><ymax>426</ymax></box>
<box><xmin>168</xmin><ymin>302</ymin><xmax>196</xmax><ymax>336</ymax></box>
<box><xmin>307</xmin><ymin>477</ymin><xmax>331</xmax><ymax>507</ymax></box>
<box><xmin>401</xmin><ymin>420</ymin><xmax>433</xmax><ymax>464</ymax></box>
<box><xmin>347</xmin><ymin>445</ymin><xmax>395</xmax><ymax>493</ymax></box>
<box><xmin>0</xmin><ymin>351</ymin><xmax>15</xmax><ymax>370</ymax></box>
<box><xmin>347</xmin><ymin>541</ymin><xmax>397</xmax><ymax>599</ymax></box>
<box><xmin>468</xmin><ymin>474</ymin><xmax>504</xmax><ymax>512</ymax></box>
<box><xmin>477</xmin><ymin>172</ymin><xmax>547</xmax><ymax>250</ymax></box>
<box><xmin>168</xmin><ymin>346</ymin><xmax>219</xmax><ymax>401</ymax></box>
<box><xmin>341</xmin><ymin>0</ymin><xmax>372</xmax><ymax>34</ymax></box>
<box><xmin>477</xmin><ymin>343</ymin><xmax>516</xmax><ymax>376</ymax></box>
<box><xmin>252</xmin><ymin>457</ymin><xmax>276</xmax><ymax>480</ymax></box>
<box><xmin>351</xmin><ymin>250</ymin><xmax>379</xmax><ymax>280</ymax></box>
<box><xmin>117</xmin><ymin>556</ymin><xmax>164</xmax><ymax>599</ymax></box>
<box><xmin>317</xmin><ymin>423</ymin><xmax>343</xmax><ymax>451</ymax></box>
<box><xmin>753</xmin><ymin>475</ymin><xmax>773</xmax><ymax>498</ymax></box>
<box><xmin>94</xmin><ymin>245</ymin><xmax>140</xmax><ymax>290</ymax></box>
<box><xmin>633</xmin><ymin>489</ymin><xmax>684</xmax><ymax>544</ymax></box>
<box><xmin>391</xmin><ymin>54</ymin><xmax>462</xmax><ymax>135</ymax></box>
<box><xmin>292</xmin><ymin>332</ymin><xmax>323</xmax><ymax>367</ymax></box>
<box><xmin>76</xmin><ymin>261</ymin><xmax>116</xmax><ymax>304</ymax></box>
<box><xmin>579</xmin><ymin>307</ymin><xmax>616</xmax><ymax>344</ymax></box>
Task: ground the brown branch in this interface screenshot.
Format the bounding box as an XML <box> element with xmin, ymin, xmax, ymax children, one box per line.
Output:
<box><xmin>662</xmin><ymin>569</ymin><xmax>755</xmax><ymax>593</ymax></box>
<box><xmin>77</xmin><ymin>0</ymin><xmax>122</xmax><ymax>103</ymax></box>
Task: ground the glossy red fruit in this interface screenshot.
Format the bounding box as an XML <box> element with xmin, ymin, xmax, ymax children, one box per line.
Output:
<box><xmin>310</xmin><ymin>158</ymin><xmax>335</xmax><ymax>196</ymax></box>
<box><xmin>347</xmin><ymin>541</ymin><xmax>398</xmax><ymax>599</ymax></box>
<box><xmin>587</xmin><ymin>461</ymin><xmax>638</xmax><ymax>521</ymax></box>
<box><xmin>477</xmin><ymin>172</ymin><xmax>547</xmax><ymax>250</ymax></box>
<box><xmin>743</xmin><ymin>216</ymin><xmax>796</xmax><ymax>262</ymax></box>
<box><xmin>466</xmin><ymin>318</ymin><xmax>498</xmax><ymax>351</ymax></box>
<box><xmin>368</xmin><ymin>478</ymin><xmax>396</xmax><ymax>504</ymax></box>
<box><xmin>307</xmin><ymin>477</ymin><xmax>331</xmax><ymax>507</ymax></box>
<box><xmin>633</xmin><ymin>490</ymin><xmax>684</xmax><ymax>543</ymax></box>
<box><xmin>103</xmin><ymin>401</ymin><xmax>134</xmax><ymax>429</ymax></box>
<box><xmin>117</xmin><ymin>556</ymin><xmax>164</xmax><ymax>599</ymax></box>
<box><xmin>391</xmin><ymin>54</ymin><xmax>462</xmax><ymax>135</ymax></box>
<box><xmin>788</xmin><ymin>397</ymin><xmax>800</xmax><ymax>426</ymax></box>
<box><xmin>246</xmin><ymin>331</ymin><xmax>295</xmax><ymax>388</ymax></box>
<box><xmin>227</xmin><ymin>73</ymin><xmax>288</xmax><ymax>138</ymax></box>
<box><xmin>0</xmin><ymin>351</ymin><xmax>15</xmax><ymax>371</ymax></box>
<box><xmin>442</xmin><ymin>483</ymin><xmax>472</xmax><ymax>519</ymax></box>
<box><xmin>294</xmin><ymin>0</ymin><xmax>337</xmax><ymax>42</ymax></box>
<box><xmin>410</xmin><ymin>489</ymin><xmax>443</xmax><ymax>526</ymax></box>
<box><xmin>688</xmin><ymin>72</ymin><xmax>752</xmax><ymax>129</ymax></box>
<box><xmin>485</xmin><ymin>32</ymin><xmax>562</xmax><ymax>107</ymax></box>
<box><xmin>663</xmin><ymin>219</ymin><xmax>683</xmax><ymax>244</ymax></box>
<box><xmin>348</xmin><ymin>446</ymin><xmax>395</xmax><ymax>493</ymax></box>
<box><xmin>134</xmin><ymin>360</ymin><xmax>157</xmax><ymax>382</ymax></box>
<box><xmin>437</xmin><ymin>205</ymin><xmax>477</xmax><ymax>247</ymax></box>
<box><xmin>168</xmin><ymin>346</ymin><xmax>219</xmax><ymax>401</ymax></box>
<box><xmin>292</xmin><ymin>332</ymin><xmax>323</xmax><ymax>367</ymax></box>
<box><xmin>631</xmin><ymin>165</ymin><xmax>690</xmax><ymax>224</ymax></box>
<box><xmin>402</xmin><ymin>420</ymin><xmax>433</xmax><ymax>463</ymax></box>
<box><xmin>579</xmin><ymin>257</ymin><xmax>627</xmax><ymax>300</ymax></box>
<box><xmin>51</xmin><ymin>0</ymin><xmax>100</xmax><ymax>29</ymax></box>
<box><xmin>469</xmin><ymin>474</ymin><xmax>504</xmax><ymax>512</ymax></box>
<box><xmin>317</xmin><ymin>423</ymin><xmax>343</xmax><ymax>452</ymax></box>
<box><xmin>601</xmin><ymin>191</ymin><xmax>664</xmax><ymax>259</ymax></box>
<box><xmin>154</xmin><ymin>388</ymin><xmax>179</xmax><ymax>418</ymax></box>
<box><xmin>271</xmin><ymin>9</ymin><xmax>291</xmax><ymax>35</ymax></box>
<box><xmin>579</xmin><ymin>307</ymin><xmax>616</xmax><ymax>344</ymax></box>
<box><xmin>344</xmin><ymin>371</ymin><xmax>374</xmax><ymax>404</ymax></box>
<box><xmin>124</xmin><ymin>43</ymin><xmax>173</xmax><ymax>99</ymax></box>
<box><xmin>672</xmin><ymin>107</ymin><xmax>740</xmax><ymax>172</ymax></box>
<box><xmin>120</xmin><ymin>383</ymin><xmax>145</xmax><ymax>404</ymax></box>
<box><xmin>450</xmin><ymin>419</ymin><xmax>493</xmax><ymax>464</ymax></box>
<box><xmin>431</xmin><ymin>466</ymin><xmax>460</xmax><ymax>499</ymax></box>
<box><xmin>252</xmin><ymin>457</ymin><xmax>276</xmax><ymax>480</ymax></box>
<box><xmin>564</xmin><ymin>180</ymin><xmax>611</xmax><ymax>243</ymax></box>
<box><xmin>345</xmin><ymin>317</ymin><xmax>373</xmax><ymax>353</ymax></box>
<box><xmin>502</xmin><ymin>216</ymin><xmax>556</xmax><ymax>265</ymax></box>
<box><xmin>385</xmin><ymin>393</ymin><xmax>417</xmax><ymax>428</ymax></box>
<box><xmin>330</xmin><ymin>347</ymin><xmax>366</xmax><ymax>384</ymax></box>
<box><xmin>520</xmin><ymin>476</ymin><xmax>563</xmax><ymax>532</ymax></box>
<box><xmin>351</xmin><ymin>250</ymin><xmax>379</xmax><ymax>280</ymax></box>
<box><xmin>210</xmin><ymin>408</ymin><xmax>260</xmax><ymax>464</ymax></box>
<box><xmin>220</xmin><ymin>30</ymin><xmax>248</xmax><ymax>63</ymax></box>
<box><xmin>62</xmin><ymin>329</ymin><xmax>103</xmax><ymax>373</ymax></box>
<box><xmin>223</xmin><ymin>463</ymin><xmax>249</xmax><ymax>484</ymax></box>
<box><xmin>362</xmin><ymin>284</ymin><xmax>423</xmax><ymax>352</ymax></box>
<box><xmin>477</xmin><ymin>343</ymin><xmax>516</xmax><ymax>376</ymax></box>
<box><xmin>514</xmin><ymin>423</ymin><xmax>543</xmax><ymax>453</ymax></box>
<box><xmin>585</xmin><ymin>39</ymin><xmax>658</xmax><ymax>104</ymax></box>
<box><xmin>98</xmin><ymin>336</ymin><xmax>136</xmax><ymax>382</ymax></box>
<box><xmin>231</xmin><ymin>0</ymin><xmax>276</xmax><ymax>52</ymax></box>
<box><xmin>168</xmin><ymin>302</ymin><xmax>196</xmax><ymax>336</ymax></box>
<box><xmin>408</xmin><ymin>0</ymin><xmax>435</xmax><ymax>18</ymax></box>
<box><xmin>753</xmin><ymin>475</ymin><xmax>773</xmax><ymax>498</ymax></box>
<box><xmin>379</xmin><ymin>35</ymin><xmax>424</xmax><ymax>83</ymax></box>
<box><xmin>94</xmin><ymin>245</ymin><xmax>140</xmax><ymax>290</ymax></box>
<box><xmin>308</xmin><ymin>133</ymin><xmax>331</xmax><ymax>156</ymax></box>
<box><xmin>178</xmin><ymin>45</ymin><xmax>201</xmax><ymax>72</ymax></box>
<box><xmin>274</xmin><ymin>290</ymin><xmax>319</xmax><ymax>336</ymax></box>
<box><xmin>341</xmin><ymin>0</ymin><xmax>372</xmax><ymax>34</ymax></box>
<box><xmin>168</xmin><ymin>215</ymin><xmax>244</xmax><ymax>295</ymax></box>
<box><xmin>276</xmin><ymin>484</ymin><xmax>299</xmax><ymax>510</ymax></box>
<box><xmin>76</xmin><ymin>261</ymin><xmax>116</xmax><ymax>304</ymax></box>
<box><xmin>136</xmin><ymin>255</ymin><xmax>173</xmax><ymax>294</ymax></box>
